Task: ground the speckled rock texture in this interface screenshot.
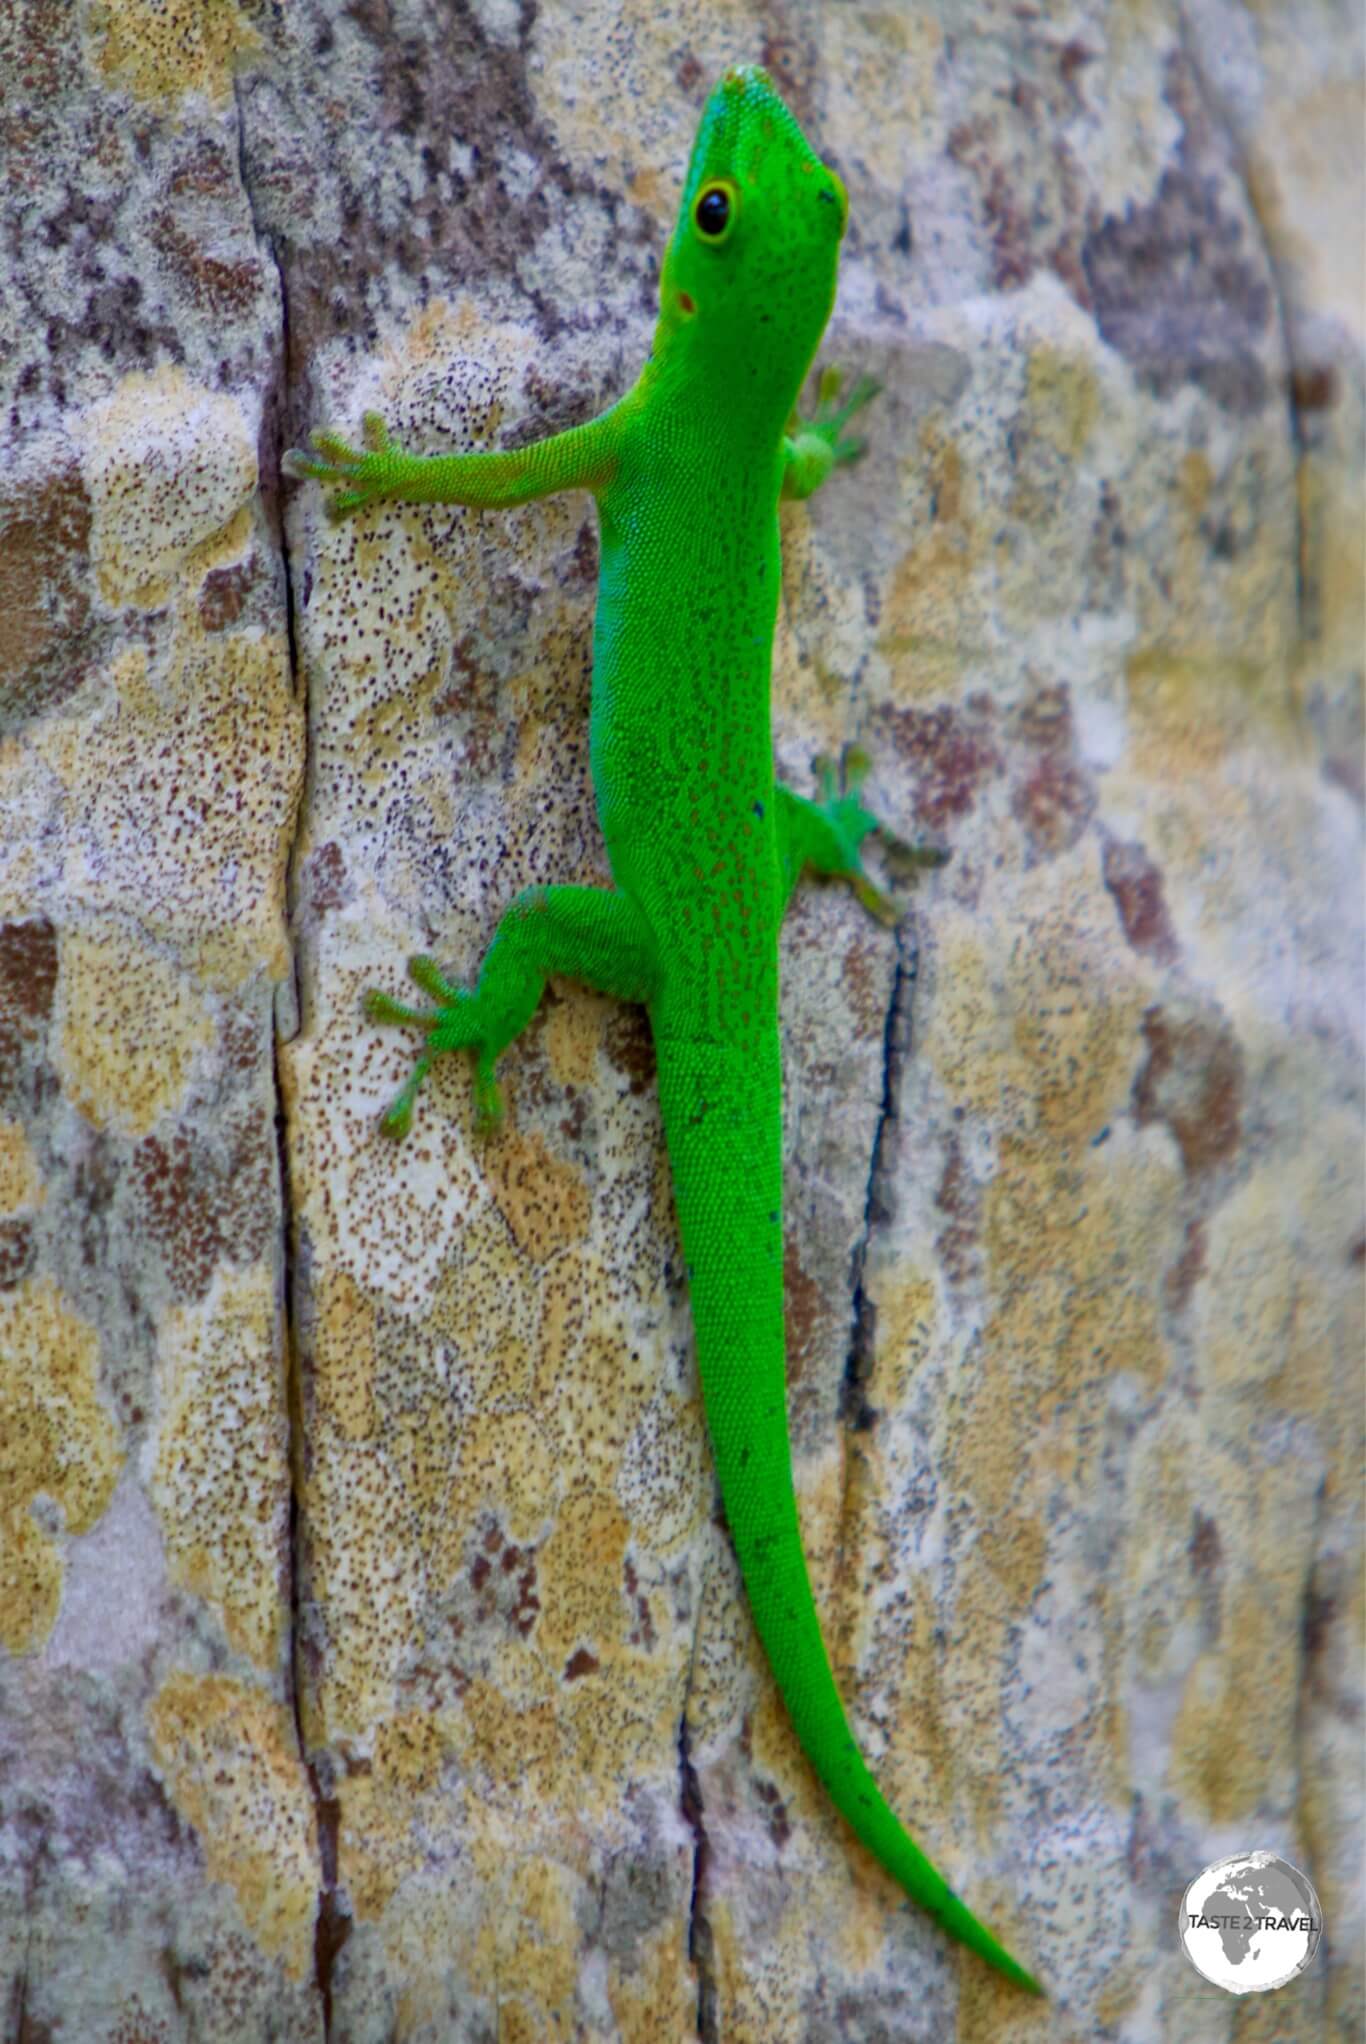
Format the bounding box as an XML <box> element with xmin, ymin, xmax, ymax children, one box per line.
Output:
<box><xmin>1</xmin><ymin>2</ymin><xmax>1360</xmax><ymax>2040</ymax></box>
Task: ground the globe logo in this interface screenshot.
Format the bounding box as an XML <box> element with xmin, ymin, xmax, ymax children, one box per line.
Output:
<box><xmin>1180</xmin><ymin>1851</ymin><xmax>1323</xmax><ymax>1994</ymax></box>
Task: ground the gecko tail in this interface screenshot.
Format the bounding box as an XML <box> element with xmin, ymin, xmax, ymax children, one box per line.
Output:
<box><xmin>655</xmin><ymin>1033</ymin><xmax>1042</xmax><ymax>1998</ymax></box>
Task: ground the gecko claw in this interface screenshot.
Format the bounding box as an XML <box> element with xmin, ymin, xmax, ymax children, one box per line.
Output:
<box><xmin>879</xmin><ymin>829</ymin><xmax>951</xmax><ymax>875</ymax></box>
<box><xmin>837</xmin><ymin>372</ymin><xmax>882</xmax><ymax>420</ymax></box>
<box><xmin>366</xmin><ymin>960</ymin><xmax>500</xmax><ymax>1139</ymax></box>
<box><xmin>406</xmin><ymin>953</ymin><xmax>463</xmax><ymax>1003</ymax></box>
<box><xmin>283</xmin><ymin>413</ymin><xmax>407</xmax><ymax>518</ymax></box>
<box><xmin>852</xmin><ymin>873</ymin><xmax>903</xmax><ymax>926</ymax></box>
<box><xmin>472</xmin><ymin>1060</ymin><xmax>505</xmax><ymax>1140</ymax></box>
<box><xmin>307</xmin><ymin>427</ymin><xmax>364</xmax><ymax>467</ymax></box>
<box><xmin>364</xmin><ymin>988</ymin><xmax>439</xmax><ymax>1027</ymax></box>
<box><xmin>281</xmin><ymin>447</ymin><xmax>326</xmax><ymax>482</ymax></box>
<box><xmin>810</xmin><ymin>745</ymin><xmax>949</xmax><ymax>920</ymax></box>
<box><xmin>379</xmin><ymin>1091</ymin><xmax>417</xmax><ymax>1141</ymax></box>
<box><xmin>378</xmin><ymin>1048</ymin><xmax>435</xmax><ymax>1140</ymax></box>
<box><xmin>784</xmin><ymin>367</ymin><xmax>883</xmax><ymax>495</ymax></box>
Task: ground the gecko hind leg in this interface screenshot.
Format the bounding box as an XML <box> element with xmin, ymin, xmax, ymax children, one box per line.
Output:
<box><xmin>364</xmin><ymin>885</ymin><xmax>658</xmax><ymax>1140</ymax></box>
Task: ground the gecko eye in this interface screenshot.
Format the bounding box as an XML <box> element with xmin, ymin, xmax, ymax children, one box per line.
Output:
<box><xmin>696</xmin><ymin>187</ymin><xmax>729</xmax><ymax>235</ymax></box>
<box><xmin>694</xmin><ymin>180</ymin><xmax>737</xmax><ymax>241</ymax></box>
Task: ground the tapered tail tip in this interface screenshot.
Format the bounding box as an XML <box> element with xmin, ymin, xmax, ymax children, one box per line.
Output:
<box><xmin>991</xmin><ymin>1951</ymin><xmax>1045</xmax><ymax>1997</ymax></box>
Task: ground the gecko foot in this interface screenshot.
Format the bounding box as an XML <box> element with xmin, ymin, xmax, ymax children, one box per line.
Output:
<box><xmin>811</xmin><ymin>746</ymin><xmax>948</xmax><ymax>925</ymax></box>
<box><xmin>816</xmin><ymin>365</ymin><xmax>882</xmax><ymax>465</ymax></box>
<box><xmin>282</xmin><ymin>410</ymin><xmax>407</xmax><ymax>520</ymax></box>
<box><xmin>788</xmin><ymin>365</ymin><xmax>882</xmax><ymax>471</ymax></box>
<box><xmin>363</xmin><ymin>955</ymin><xmax>503</xmax><ymax>1140</ymax></box>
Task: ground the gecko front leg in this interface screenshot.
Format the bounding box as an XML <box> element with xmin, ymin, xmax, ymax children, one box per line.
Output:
<box><xmin>778</xmin><ymin>376</ymin><xmax>947</xmax><ymax>920</ymax></box>
<box><xmin>776</xmin><ymin>748</ymin><xmax>948</xmax><ymax>924</ymax></box>
<box><xmin>781</xmin><ymin>365</ymin><xmax>881</xmax><ymax>501</ymax></box>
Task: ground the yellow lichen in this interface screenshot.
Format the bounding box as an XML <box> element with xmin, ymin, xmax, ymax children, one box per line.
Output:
<box><xmin>55</xmin><ymin>923</ymin><xmax>213</xmax><ymax>1136</ymax></box>
<box><xmin>542</xmin><ymin>980</ymin><xmax>612</xmax><ymax>1089</ymax></box>
<box><xmin>299</xmin><ymin>1422</ymin><xmax>428</xmax><ymax>1740</ymax></box>
<box><xmin>457</xmin><ymin>1679</ymin><xmax>564</xmax><ymax>1803</ymax></box>
<box><xmin>541</xmin><ymin>1325</ymin><xmax>654</xmax><ymax>1496</ymax></box>
<box><xmin>1167</xmin><ymin>1449</ymin><xmax>1315</xmax><ymax>1824</ymax></box>
<box><xmin>1169</xmin><ymin>1586</ymin><xmax>1283</xmax><ymax>1822</ymax></box>
<box><xmin>81</xmin><ymin>368</ymin><xmax>256</xmax><ymax>608</ymax></box>
<box><xmin>32</xmin><ymin>631</ymin><xmax>301</xmax><ymax>983</ymax></box>
<box><xmin>0</xmin><ymin>1278</ymin><xmax>121</xmax><ymax>1654</ymax></box>
<box><xmin>534</xmin><ymin>1489</ymin><xmax>631</xmax><ymax>1665</ymax></box>
<box><xmin>150</xmin><ymin>1264</ymin><xmax>290</xmax><ymax>1667</ymax></box>
<box><xmin>615</xmin><ymin>1386</ymin><xmax>708</xmax><ymax>1554</ymax></box>
<box><xmin>147</xmin><ymin>1672</ymin><xmax>318</xmax><ymax>1977</ymax></box>
<box><xmin>878</xmin><ymin>425</ymin><xmax>978</xmax><ymax>676</ymax></box>
<box><xmin>489</xmin><ymin>1857</ymin><xmax>580</xmax><ymax>2031</ymax></box>
<box><xmin>0</xmin><ymin>1119</ymin><xmax>43</xmax><ymax>1213</ymax></box>
<box><xmin>314</xmin><ymin>1268</ymin><xmax>380</xmax><ymax>1442</ymax></box>
<box><xmin>0</xmin><ymin>1510</ymin><xmax>63</xmax><ymax>1661</ymax></box>
<box><xmin>425</xmin><ymin>1203</ymin><xmax>539</xmax><ymax>1407</ymax></box>
<box><xmin>451</xmin><ymin>1407</ymin><xmax>558</xmax><ymax>1547</ymax></box>
<box><xmin>605</xmin><ymin>1916</ymin><xmax>695</xmax><ymax>2040</ymax></box>
<box><xmin>341</xmin><ymin>1711</ymin><xmax>451</xmax><ymax>1919</ymax></box>
<box><xmin>485</xmin><ymin>1128</ymin><xmax>592</xmax><ymax>1263</ymax></box>
<box><xmin>1193</xmin><ymin>1170</ymin><xmax>1298</xmax><ymax>1391</ymax></box>
<box><xmin>94</xmin><ymin>0</ymin><xmax>262</xmax><ymax>106</ymax></box>
<box><xmin>1024</xmin><ymin>343</ymin><xmax>1100</xmax><ymax>460</ymax></box>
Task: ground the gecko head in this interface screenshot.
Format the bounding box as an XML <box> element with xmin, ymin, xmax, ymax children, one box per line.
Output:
<box><xmin>656</xmin><ymin>66</ymin><xmax>848</xmax><ymax>421</ymax></box>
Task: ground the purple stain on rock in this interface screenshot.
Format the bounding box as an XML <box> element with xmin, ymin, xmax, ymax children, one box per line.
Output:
<box><xmin>1103</xmin><ymin>837</ymin><xmax>1180</xmax><ymax>965</ymax></box>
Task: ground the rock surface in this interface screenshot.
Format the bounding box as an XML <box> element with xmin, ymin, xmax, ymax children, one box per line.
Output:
<box><xmin>0</xmin><ymin>3</ymin><xmax>1360</xmax><ymax>2040</ymax></box>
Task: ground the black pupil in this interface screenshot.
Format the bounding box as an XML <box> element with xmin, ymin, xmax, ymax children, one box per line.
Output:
<box><xmin>697</xmin><ymin>187</ymin><xmax>729</xmax><ymax>236</ymax></box>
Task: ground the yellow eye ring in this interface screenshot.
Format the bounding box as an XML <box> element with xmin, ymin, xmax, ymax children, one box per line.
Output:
<box><xmin>693</xmin><ymin>179</ymin><xmax>738</xmax><ymax>243</ymax></box>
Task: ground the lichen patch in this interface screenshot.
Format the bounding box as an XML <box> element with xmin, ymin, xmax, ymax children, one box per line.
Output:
<box><xmin>31</xmin><ymin>631</ymin><xmax>301</xmax><ymax>979</ymax></box>
<box><xmin>0</xmin><ymin>1118</ymin><xmax>44</xmax><ymax>1214</ymax></box>
<box><xmin>0</xmin><ymin>1276</ymin><xmax>122</xmax><ymax>1654</ymax></box>
<box><xmin>0</xmin><ymin>466</ymin><xmax>95</xmax><ymax>730</ymax></box>
<box><xmin>616</xmin><ymin>1391</ymin><xmax>707</xmax><ymax>1555</ymax></box>
<box><xmin>533</xmin><ymin>1488</ymin><xmax>631</xmax><ymax>1666</ymax></box>
<box><xmin>338</xmin><ymin>1711</ymin><xmax>453</xmax><ymax>1921</ymax></box>
<box><xmin>55</xmin><ymin>923</ymin><xmax>213</xmax><ymax>1136</ymax></box>
<box><xmin>451</xmin><ymin>1407</ymin><xmax>558</xmax><ymax>1547</ymax></box>
<box><xmin>298</xmin><ymin>1412</ymin><xmax>430</xmax><ymax>1740</ymax></box>
<box><xmin>81</xmin><ymin>367</ymin><xmax>256</xmax><ymax>608</ymax></box>
<box><xmin>149</xmin><ymin>1263</ymin><xmax>290</xmax><ymax>1668</ymax></box>
<box><xmin>484</xmin><ymin>1127</ymin><xmax>592</xmax><ymax>1263</ymax></box>
<box><xmin>279</xmin><ymin>975</ymin><xmax>488</xmax><ymax>1311</ymax></box>
<box><xmin>92</xmin><ymin>0</ymin><xmax>262</xmax><ymax>107</ymax></box>
<box><xmin>314</xmin><ymin>1268</ymin><xmax>381</xmax><ymax>1442</ymax></box>
<box><xmin>146</xmin><ymin>1671</ymin><xmax>318</xmax><ymax>1978</ymax></box>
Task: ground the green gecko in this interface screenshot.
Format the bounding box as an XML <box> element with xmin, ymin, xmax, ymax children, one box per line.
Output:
<box><xmin>286</xmin><ymin>64</ymin><xmax>1040</xmax><ymax>1997</ymax></box>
